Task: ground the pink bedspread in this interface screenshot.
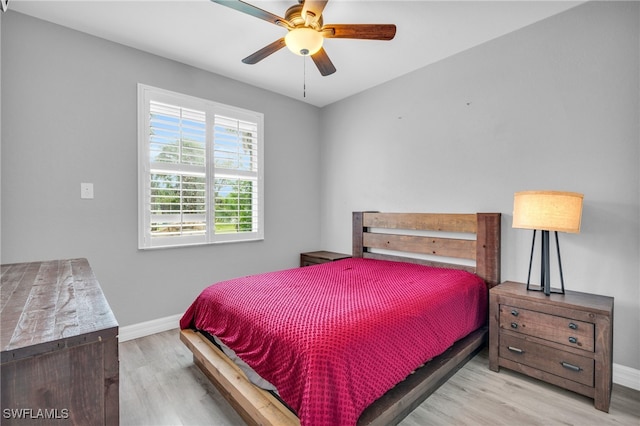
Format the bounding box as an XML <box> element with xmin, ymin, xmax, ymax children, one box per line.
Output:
<box><xmin>180</xmin><ymin>258</ymin><xmax>487</xmax><ymax>426</ymax></box>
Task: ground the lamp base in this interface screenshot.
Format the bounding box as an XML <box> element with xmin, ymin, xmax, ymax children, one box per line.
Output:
<box><xmin>525</xmin><ymin>230</ymin><xmax>565</xmax><ymax>296</ymax></box>
<box><xmin>525</xmin><ymin>283</ymin><xmax>565</xmax><ymax>295</ymax></box>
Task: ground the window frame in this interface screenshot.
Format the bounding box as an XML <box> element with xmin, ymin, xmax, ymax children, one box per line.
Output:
<box><xmin>137</xmin><ymin>84</ymin><xmax>264</xmax><ymax>249</ymax></box>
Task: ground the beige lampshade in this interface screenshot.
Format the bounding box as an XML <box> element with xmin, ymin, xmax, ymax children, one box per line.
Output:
<box><xmin>513</xmin><ymin>190</ymin><xmax>584</xmax><ymax>233</ymax></box>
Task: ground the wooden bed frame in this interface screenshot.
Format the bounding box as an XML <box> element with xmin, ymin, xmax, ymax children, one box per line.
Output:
<box><xmin>180</xmin><ymin>211</ymin><xmax>501</xmax><ymax>426</ymax></box>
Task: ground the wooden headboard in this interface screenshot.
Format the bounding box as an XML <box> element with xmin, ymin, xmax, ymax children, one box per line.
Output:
<box><xmin>352</xmin><ymin>212</ymin><xmax>501</xmax><ymax>287</ymax></box>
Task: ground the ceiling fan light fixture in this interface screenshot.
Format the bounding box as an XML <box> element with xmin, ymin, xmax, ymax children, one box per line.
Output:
<box><xmin>285</xmin><ymin>27</ymin><xmax>323</xmax><ymax>56</ymax></box>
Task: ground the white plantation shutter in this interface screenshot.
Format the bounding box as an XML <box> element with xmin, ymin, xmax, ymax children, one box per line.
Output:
<box><xmin>213</xmin><ymin>115</ymin><xmax>259</xmax><ymax>238</ymax></box>
<box><xmin>138</xmin><ymin>85</ymin><xmax>264</xmax><ymax>249</ymax></box>
<box><xmin>149</xmin><ymin>102</ymin><xmax>207</xmax><ymax>241</ymax></box>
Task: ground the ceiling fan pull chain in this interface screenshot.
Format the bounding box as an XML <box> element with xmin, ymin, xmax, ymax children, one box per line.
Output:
<box><xmin>303</xmin><ymin>55</ymin><xmax>307</xmax><ymax>98</ymax></box>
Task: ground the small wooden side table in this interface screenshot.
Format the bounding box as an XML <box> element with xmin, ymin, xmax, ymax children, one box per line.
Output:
<box><xmin>489</xmin><ymin>281</ymin><xmax>613</xmax><ymax>412</ymax></box>
<box><xmin>300</xmin><ymin>251</ymin><xmax>351</xmax><ymax>267</ymax></box>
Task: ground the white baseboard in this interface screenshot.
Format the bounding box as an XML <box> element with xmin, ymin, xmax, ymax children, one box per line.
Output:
<box><xmin>119</xmin><ymin>314</ymin><xmax>640</xmax><ymax>392</ymax></box>
<box><xmin>613</xmin><ymin>362</ymin><xmax>640</xmax><ymax>391</ymax></box>
<box><xmin>118</xmin><ymin>313</ymin><xmax>182</xmax><ymax>342</ymax></box>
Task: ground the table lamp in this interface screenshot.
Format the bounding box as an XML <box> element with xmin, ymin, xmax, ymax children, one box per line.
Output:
<box><xmin>512</xmin><ymin>190</ymin><xmax>583</xmax><ymax>295</ymax></box>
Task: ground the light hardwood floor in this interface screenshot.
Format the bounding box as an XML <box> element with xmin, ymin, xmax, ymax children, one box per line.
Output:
<box><xmin>120</xmin><ymin>329</ymin><xmax>640</xmax><ymax>425</ymax></box>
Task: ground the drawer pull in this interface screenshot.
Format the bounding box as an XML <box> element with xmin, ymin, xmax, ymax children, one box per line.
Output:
<box><xmin>568</xmin><ymin>336</ymin><xmax>578</xmax><ymax>344</ymax></box>
<box><xmin>507</xmin><ymin>346</ymin><xmax>524</xmax><ymax>354</ymax></box>
<box><xmin>511</xmin><ymin>309</ymin><xmax>519</xmax><ymax>317</ymax></box>
<box><xmin>568</xmin><ymin>322</ymin><xmax>578</xmax><ymax>330</ymax></box>
<box><xmin>561</xmin><ymin>362</ymin><xmax>582</xmax><ymax>372</ymax></box>
<box><xmin>510</xmin><ymin>322</ymin><xmax>518</xmax><ymax>329</ymax></box>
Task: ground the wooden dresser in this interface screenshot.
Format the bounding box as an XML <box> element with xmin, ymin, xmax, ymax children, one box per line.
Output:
<box><xmin>1</xmin><ymin>258</ymin><xmax>119</xmax><ymax>425</ymax></box>
<box><xmin>489</xmin><ymin>281</ymin><xmax>613</xmax><ymax>412</ymax></box>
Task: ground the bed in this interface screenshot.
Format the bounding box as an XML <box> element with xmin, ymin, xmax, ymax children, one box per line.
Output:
<box><xmin>180</xmin><ymin>211</ymin><xmax>501</xmax><ymax>426</ymax></box>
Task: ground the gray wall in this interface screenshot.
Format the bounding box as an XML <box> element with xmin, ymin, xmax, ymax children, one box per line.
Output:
<box><xmin>1</xmin><ymin>12</ymin><xmax>322</xmax><ymax>326</ymax></box>
<box><xmin>319</xmin><ymin>1</ymin><xmax>639</xmax><ymax>370</ymax></box>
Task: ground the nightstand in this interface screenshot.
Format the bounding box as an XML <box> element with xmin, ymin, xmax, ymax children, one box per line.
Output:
<box><xmin>489</xmin><ymin>281</ymin><xmax>613</xmax><ymax>412</ymax></box>
<box><xmin>300</xmin><ymin>251</ymin><xmax>351</xmax><ymax>267</ymax></box>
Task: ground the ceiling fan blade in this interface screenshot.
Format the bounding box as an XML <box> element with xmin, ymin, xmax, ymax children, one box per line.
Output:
<box><xmin>302</xmin><ymin>0</ymin><xmax>328</xmax><ymax>25</ymax></box>
<box><xmin>210</xmin><ymin>0</ymin><xmax>289</xmax><ymax>28</ymax></box>
<box><xmin>323</xmin><ymin>24</ymin><xmax>396</xmax><ymax>40</ymax></box>
<box><xmin>242</xmin><ymin>38</ymin><xmax>286</xmax><ymax>64</ymax></box>
<box><xmin>311</xmin><ymin>47</ymin><xmax>336</xmax><ymax>76</ymax></box>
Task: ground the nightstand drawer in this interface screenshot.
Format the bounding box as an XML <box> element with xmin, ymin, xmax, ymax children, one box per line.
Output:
<box><xmin>500</xmin><ymin>304</ymin><xmax>594</xmax><ymax>352</ymax></box>
<box><xmin>500</xmin><ymin>334</ymin><xmax>594</xmax><ymax>387</ymax></box>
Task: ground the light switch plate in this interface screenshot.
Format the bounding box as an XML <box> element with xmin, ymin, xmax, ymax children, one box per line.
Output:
<box><xmin>81</xmin><ymin>183</ymin><xmax>94</xmax><ymax>199</ymax></box>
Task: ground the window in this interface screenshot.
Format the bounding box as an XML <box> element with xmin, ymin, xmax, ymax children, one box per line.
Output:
<box><xmin>138</xmin><ymin>84</ymin><xmax>264</xmax><ymax>249</ymax></box>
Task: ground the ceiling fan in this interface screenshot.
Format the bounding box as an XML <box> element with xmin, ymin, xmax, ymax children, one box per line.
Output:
<box><xmin>211</xmin><ymin>0</ymin><xmax>396</xmax><ymax>76</ymax></box>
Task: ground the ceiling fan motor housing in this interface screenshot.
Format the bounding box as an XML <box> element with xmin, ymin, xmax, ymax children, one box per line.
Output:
<box><xmin>286</xmin><ymin>4</ymin><xmax>323</xmax><ymax>30</ymax></box>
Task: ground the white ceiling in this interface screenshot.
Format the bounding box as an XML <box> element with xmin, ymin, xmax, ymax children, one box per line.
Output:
<box><xmin>8</xmin><ymin>0</ymin><xmax>582</xmax><ymax>107</ymax></box>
